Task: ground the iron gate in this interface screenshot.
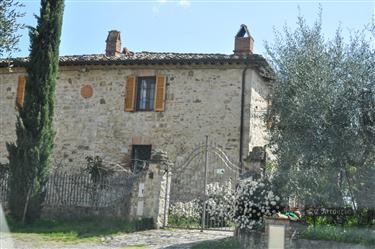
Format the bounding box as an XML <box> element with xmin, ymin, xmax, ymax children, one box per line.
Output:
<box><xmin>164</xmin><ymin>136</ymin><xmax>241</xmax><ymax>231</ymax></box>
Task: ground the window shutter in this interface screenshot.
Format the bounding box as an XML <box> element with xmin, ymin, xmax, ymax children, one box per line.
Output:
<box><xmin>16</xmin><ymin>75</ymin><xmax>27</xmax><ymax>107</ymax></box>
<box><xmin>154</xmin><ymin>75</ymin><xmax>166</xmax><ymax>112</ymax></box>
<box><xmin>125</xmin><ymin>75</ymin><xmax>136</xmax><ymax>112</ymax></box>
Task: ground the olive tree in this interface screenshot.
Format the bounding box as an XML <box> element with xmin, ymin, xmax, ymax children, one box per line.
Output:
<box><xmin>0</xmin><ymin>0</ymin><xmax>24</xmax><ymax>57</ymax></box>
<box><xmin>266</xmin><ymin>12</ymin><xmax>375</xmax><ymax>211</ymax></box>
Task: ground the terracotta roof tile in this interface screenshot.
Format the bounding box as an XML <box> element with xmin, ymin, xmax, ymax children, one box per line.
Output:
<box><xmin>0</xmin><ymin>52</ymin><xmax>275</xmax><ymax>79</ymax></box>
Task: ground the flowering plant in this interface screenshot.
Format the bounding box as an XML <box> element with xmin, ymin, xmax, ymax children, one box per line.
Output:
<box><xmin>205</xmin><ymin>180</ymin><xmax>235</xmax><ymax>222</ymax></box>
<box><xmin>169</xmin><ymin>180</ymin><xmax>235</xmax><ymax>227</ymax></box>
<box><xmin>234</xmin><ymin>176</ymin><xmax>282</xmax><ymax>230</ymax></box>
<box><xmin>169</xmin><ymin>199</ymin><xmax>202</xmax><ymax>220</ymax></box>
<box><xmin>169</xmin><ymin>177</ymin><xmax>283</xmax><ymax>230</ymax></box>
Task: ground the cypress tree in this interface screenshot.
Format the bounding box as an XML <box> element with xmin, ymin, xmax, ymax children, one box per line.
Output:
<box><xmin>6</xmin><ymin>0</ymin><xmax>64</xmax><ymax>223</ymax></box>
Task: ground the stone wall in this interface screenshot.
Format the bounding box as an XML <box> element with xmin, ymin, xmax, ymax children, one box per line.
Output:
<box><xmin>248</xmin><ymin>70</ymin><xmax>270</xmax><ymax>153</ymax></box>
<box><xmin>0</xmin><ymin>64</ymin><xmax>270</xmax><ymax>172</ymax></box>
<box><xmin>41</xmin><ymin>206</ymin><xmax>132</xmax><ymax>220</ymax></box>
<box><xmin>243</xmin><ymin>69</ymin><xmax>270</xmax><ymax>172</ymax></box>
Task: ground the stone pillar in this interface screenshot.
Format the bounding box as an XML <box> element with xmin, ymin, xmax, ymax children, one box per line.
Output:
<box><xmin>129</xmin><ymin>163</ymin><xmax>171</xmax><ymax>228</ymax></box>
<box><xmin>264</xmin><ymin>218</ymin><xmax>306</xmax><ymax>249</ymax></box>
<box><xmin>234</xmin><ymin>228</ymin><xmax>265</xmax><ymax>248</ymax></box>
<box><xmin>243</xmin><ymin>146</ymin><xmax>266</xmax><ymax>175</ymax></box>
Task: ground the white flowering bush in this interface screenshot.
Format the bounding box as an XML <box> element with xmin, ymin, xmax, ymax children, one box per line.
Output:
<box><xmin>234</xmin><ymin>176</ymin><xmax>282</xmax><ymax>230</ymax></box>
<box><xmin>205</xmin><ymin>181</ymin><xmax>236</xmax><ymax>224</ymax></box>
<box><xmin>168</xmin><ymin>177</ymin><xmax>282</xmax><ymax>230</ymax></box>
<box><xmin>169</xmin><ymin>180</ymin><xmax>235</xmax><ymax>227</ymax></box>
<box><xmin>169</xmin><ymin>200</ymin><xmax>202</xmax><ymax>221</ymax></box>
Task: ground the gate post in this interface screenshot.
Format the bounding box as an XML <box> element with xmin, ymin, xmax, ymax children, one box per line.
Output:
<box><xmin>201</xmin><ymin>135</ymin><xmax>209</xmax><ymax>232</ymax></box>
<box><xmin>163</xmin><ymin>164</ymin><xmax>170</xmax><ymax>228</ymax></box>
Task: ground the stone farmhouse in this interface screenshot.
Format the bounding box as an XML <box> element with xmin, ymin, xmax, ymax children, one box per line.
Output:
<box><xmin>0</xmin><ymin>25</ymin><xmax>274</xmax><ymax>173</ymax></box>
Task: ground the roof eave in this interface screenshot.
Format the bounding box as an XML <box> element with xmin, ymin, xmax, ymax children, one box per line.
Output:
<box><xmin>0</xmin><ymin>54</ymin><xmax>275</xmax><ymax>80</ymax></box>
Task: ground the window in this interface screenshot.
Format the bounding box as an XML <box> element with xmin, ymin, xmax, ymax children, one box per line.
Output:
<box><xmin>132</xmin><ymin>145</ymin><xmax>152</xmax><ymax>172</ymax></box>
<box><xmin>16</xmin><ymin>75</ymin><xmax>27</xmax><ymax>108</ymax></box>
<box><xmin>125</xmin><ymin>74</ymin><xmax>166</xmax><ymax>112</ymax></box>
<box><xmin>136</xmin><ymin>77</ymin><xmax>156</xmax><ymax>111</ymax></box>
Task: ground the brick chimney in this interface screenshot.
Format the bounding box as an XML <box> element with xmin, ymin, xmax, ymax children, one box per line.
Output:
<box><xmin>234</xmin><ymin>24</ymin><xmax>254</xmax><ymax>56</ymax></box>
<box><xmin>105</xmin><ymin>30</ymin><xmax>121</xmax><ymax>57</ymax></box>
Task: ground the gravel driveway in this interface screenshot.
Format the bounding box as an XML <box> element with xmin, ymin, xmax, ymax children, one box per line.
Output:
<box><xmin>1</xmin><ymin>229</ymin><xmax>233</xmax><ymax>249</ymax></box>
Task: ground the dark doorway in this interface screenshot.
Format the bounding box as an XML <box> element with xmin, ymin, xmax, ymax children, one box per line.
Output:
<box><xmin>132</xmin><ymin>145</ymin><xmax>152</xmax><ymax>172</ymax></box>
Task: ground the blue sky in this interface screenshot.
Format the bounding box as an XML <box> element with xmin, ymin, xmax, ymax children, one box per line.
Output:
<box><xmin>14</xmin><ymin>0</ymin><xmax>375</xmax><ymax>57</ymax></box>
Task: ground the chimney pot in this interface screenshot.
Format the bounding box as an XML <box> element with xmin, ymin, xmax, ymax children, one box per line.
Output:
<box><xmin>122</xmin><ymin>47</ymin><xmax>134</xmax><ymax>56</ymax></box>
<box><xmin>106</xmin><ymin>30</ymin><xmax>122</xmax><ymax>57</ymax></box>
<box><xmin>234</xmin><ymin>24</ymin><xmax>254</xmax><ymax>56</ymax></box>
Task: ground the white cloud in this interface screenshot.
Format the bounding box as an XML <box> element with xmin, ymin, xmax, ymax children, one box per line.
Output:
<box><xmin>158</xmin><ymin>0</ymin><xmax>168</xmax><ymax>3</ymax></box>
<box><xmin>179</xmin><ymin>0</ymin><xmax>190</xmax><ymax>7</ymax></box>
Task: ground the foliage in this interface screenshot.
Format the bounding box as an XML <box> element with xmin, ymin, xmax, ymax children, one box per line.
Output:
<box><xmin>265</xmin><ymin>11</ymin><xmax>375</xmax><ymax>209</ymax></box>
<box><xmin>85</xmin><ymin>156</ymin><xmax>113</xmax><ymax>183</ymax></box>
<box><xmin>234</xmin><ymin>176</ymin><xmax>282</xmax><ymax>230</ymax></box>
<box><xmin>205</xmin><ymin>181</ymin><xmax>236</xmax><ymax>224</ymax></box>
<box><xmin>168</xmin><ymin>181</ymin><xmax>235</xmax><ymax>228</ymax></box>
<box><xmin>347</xmin><ymin>208</ymin><xmax>375</xmax><ymax>227</ymax></box>
<box><xmin>7</xmin><ymin>216</ymin><xmax>153</xmax><ymax>242</ymax></box>
<box><xmin>0</xmin><ymin>163</ymin><xmax>9</xmax><ymax>177</ymax></box>
<box><xmin>191</xmin><ymin>237</ymin><xmax>241</xmax><ymax>249</ymax></box>
<box><xmin>169</xmin><ymin>178</ymin><xmax>282</xmax><ymax>231</ymax></box>
<box><xmin>168</xmin><ymin>213</ymin><xmax>201</xmax><ymax>229</ymax></box>
<box><xmin>303</xmin><ymin>208</ymin><xmax>375</xmax><ymax>227</ymax></box>
<box><xmin>85</xmin><ymin>156</ymin><xmax>120</xmax><ymax>208</ymax></box>
<box><xmin>6</xmin><ymin>0</ymin><xmax>64</xmax><ymax>223</ymax></box>
<box><xmin>121</xmin><ymin>246</ymin><xmax>146</xmax><ymax>249</ymax></box>
<box><xmin>301</xmin><ymin>224</ymin><xmax>375</xmax><ymax>246</ymax></box>
<box><xmin>0</xmin><ymin>0</ymin><xmax>24</xmax><ymax>57</ymax></box>
<box><xmin>169</xmin><ymin>200</ymin><xmax>202</xmax><ymax>222</ymax></box>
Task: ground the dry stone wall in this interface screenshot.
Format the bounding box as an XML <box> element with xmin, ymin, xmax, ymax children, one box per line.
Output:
<box><xmin>248</xmin><ymin>70</ymin><xmax>270</xmax><ymax>152</ymax></box>
<box><xmin>0</xmin><ymin>64</ymin><xmax>270</xmax><ymax>172</ymax></box>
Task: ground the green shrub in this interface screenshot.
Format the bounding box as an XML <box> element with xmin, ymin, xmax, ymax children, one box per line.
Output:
<box><xmin>85</xmin><ymin>156</ymin><xmax>113</xmax><ymax>183</ymax></box>
<box><xmin>168</xmin><ymin>214</ymin><xmax>200</xmax><ymax>229</ymax></box>
<box><xmin>301</xmin><ymin>225</ymin><xmax>375</xmax><ymax>246</ymax></box>
<box><xmin>0</xmin><ymin>162</ymin><xmax>8</xmax><ymax>176</ymax></box>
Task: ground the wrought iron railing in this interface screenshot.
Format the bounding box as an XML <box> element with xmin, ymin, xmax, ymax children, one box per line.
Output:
<box><xmin>0</xmin><ymin>171</ymin><xmax>138</xmax><ymax>208</ymax></box>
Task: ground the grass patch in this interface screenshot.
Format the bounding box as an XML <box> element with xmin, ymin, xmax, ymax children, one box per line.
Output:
<box><xmin>168</xmin><ymin>215</ymin><xmax>201</xmax><ymax>229</ymax></box>
<box><xmin>190</xmin><ymin>237</ymin><xmax>241</xmax><ymax>249</ymax></box>
<box><xmin>6</xmin><ymin>216</ymin><xmax>153</xmax><ymax>243</ymax></box>
<box><xmin>120</xmin><ymin>245</ymin><xmax>146</xmax><ymax>249</ymax></box>
<box><xmin>301</xmin><ymin>225</ymin><xmax>375</xmax><ymax>246</ymax></box>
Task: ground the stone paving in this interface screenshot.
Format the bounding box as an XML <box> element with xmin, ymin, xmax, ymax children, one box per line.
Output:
<box><xmin>2</xmin><ymin>229</ymin><xmax>233</xmax><ymax>249</ymax></box>
<box><xmin>108</xmin><ymin>229</ymin><xmax>233</xmax><ymax>249</ymax></box>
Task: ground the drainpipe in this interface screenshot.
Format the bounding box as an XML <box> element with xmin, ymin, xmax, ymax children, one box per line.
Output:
<box><xmin>239</xmin><ymin>63</ymin><xmax>250</xmax><ymax>174</ymax></box>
